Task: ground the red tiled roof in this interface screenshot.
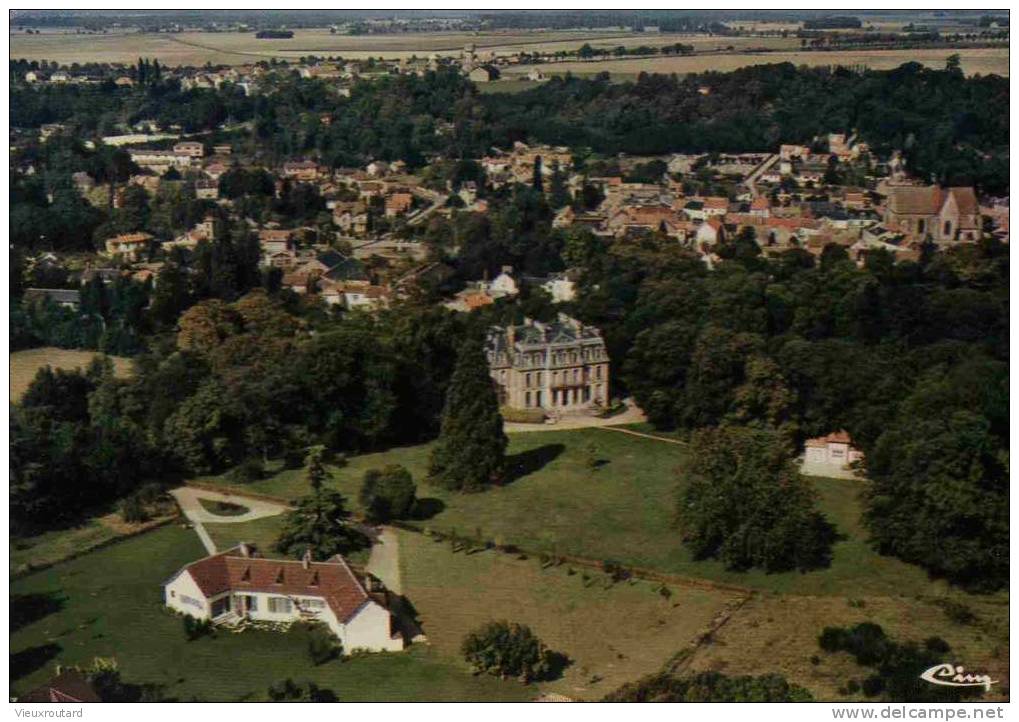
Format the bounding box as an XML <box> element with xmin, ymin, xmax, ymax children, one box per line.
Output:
<box><xmin>179</xmin><ymin>547</ymin><xmax>370</xmax><ymax>623</ymax></box>
<box><xmin>805</xmin><ymin>430</ymin><xmax>853</xmax><ymax>447</ymax></box>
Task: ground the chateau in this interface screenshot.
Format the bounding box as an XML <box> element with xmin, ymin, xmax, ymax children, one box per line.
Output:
<box><xmin>486</xmin><ymin>314</ymin><xmax>609</xmax><ymax>413</ymax></box>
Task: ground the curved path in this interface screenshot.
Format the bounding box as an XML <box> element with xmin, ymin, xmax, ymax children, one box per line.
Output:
<box><xmin>170</xmin><ymin>487</ymin><xmax>289</xmax><ymax>554</ymax></box>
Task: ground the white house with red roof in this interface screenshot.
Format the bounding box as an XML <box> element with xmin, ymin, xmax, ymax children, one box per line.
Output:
<box><xmin>163</xmin><ymin>544</ymin><xmax>404</xmax><ymax>653</ymax></box>
<box><xmin>802</xmin><ymin>431</ymin><xmax>864</xmax><ymax>478</ymax></box>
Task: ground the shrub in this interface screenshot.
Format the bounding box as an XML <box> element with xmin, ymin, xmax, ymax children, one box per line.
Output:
<box><xmin>461</xmin><ymin>621</ymin><xmax>563</xmax><ymax>683</ymax></box>
<box><xmin>359</xmin><ymin>464</ymin><xmax>417</xmax><ymax>523</ymax></box>
<box><xmin>182</xmin><ymin>615</ymin><xmax>213</xmax><ymax>641</ymax></box>
<box><xmin>307</xmin><ymin>625</ymin><xmax>341</xmax><ymax>665</ymax></box>
<box><xmin>119</xmin><ymin>494</ymin><xmax>149</xmax><ymax>523</ymax></box>
<box><xmin>935</xmin><ymin>599</ymin><xmax>976</xmax><ymax>625</ymax></box>
<box><xmin>500</xmin><ymin>406</ymin><xmax>546</xmax><ymax>424</ymax></box>
<box><xmin>267</xmin><ymin>678</ymin><xmax>338</xmax><ymax>702</ymax></box>
<box><xmin>846</xmin><ymin>679</ymin><xmax>861</xmax><ymax>694</ymax></box>
<box><xmin>227</xmin><ymin>457</ymin><xmax>265</xmax><ymax>484</ymax></box>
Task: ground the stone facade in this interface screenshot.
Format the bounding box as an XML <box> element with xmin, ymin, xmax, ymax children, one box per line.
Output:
<box><xmin>486</xmin><ymin>314</ymin><xmax>609</xmax><ymax>413</ymax></box>
<box><xmin>883</xmin><ymin>185</ymin><xmax>981</xmax><ymax>244</ymax></box>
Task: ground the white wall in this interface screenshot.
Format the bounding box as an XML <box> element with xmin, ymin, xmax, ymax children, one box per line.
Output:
<box><xmin>164</xmin><ymin>570</ymin><xmax>211</xmax><ymax>619</ymax></box>
<box><xmin>343</xmin><ymin>601</ymin><xmax>404</xmax><ymax>653</ymax></box>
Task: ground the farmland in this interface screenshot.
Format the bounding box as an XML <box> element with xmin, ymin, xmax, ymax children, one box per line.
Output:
<box><xmin>502</xmin><ymin>46</ymin><xmax>1010</xmax><ymax>79</ymax></box>
<box><xmin>8</xmin><ymin>29</ymin><xmax>796</xmax><ymax>66</ymax></box>
<box><xmin>10</xmin><ymin>347</ymin><xmax>132</xmax><ymax>402</ymax></box>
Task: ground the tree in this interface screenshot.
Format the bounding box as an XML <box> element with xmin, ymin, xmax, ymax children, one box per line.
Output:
<box><xmin>428</xmin><ymin>337</ymin><xmax>507</xmax><ymax>491</ymax></box>
<box><xmin>531</xmin><ymin>155</ymin><xmax>543</xmax><ymax>192</ymax></box>
<box><xmin>678</xmin><ymin>426</ymin><xmax>836</xmax><ymax>572</ymax></box>
<box><xmin>267</xmin><ymin>678</ymin><xmax>338</xmax><ymax>702</ymax></box>
<box><xmin>275</xmin><ymin>450</ymin><xmax>369</xmax><ymax>560</ymax></box>
<box><xmin>359</xmin><ymin>464</ymin><xmax>417</xmax><ymax>523</ymax></box>
<box><xmin>863</xmin><ymin>359</ymin><xmax>1008</xmax><ymax>591</ymax></box>
<box><xmin>461</xmin><ymin>621</ymin><xmax>561</xmax><ymax>683</ymax></box>
<box><xmin>603</xmin><ymin>671</ymin><xmax>813</xmax><ymax>702</ymax></box>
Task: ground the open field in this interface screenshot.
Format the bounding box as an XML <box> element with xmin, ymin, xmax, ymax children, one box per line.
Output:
<box><xmin>687</xmin><ymin>592</ymin><xmax>1010</xmax><ymax>701</ymax></box>
<box><xmin>397</xmin><ymin>527</ymin><xmax>740</xmax><ymax>700</ymax></box>
<box><xmin>201</xmin><ymin>428</ymin><xmax>977</xmax><ymax>599</ymax></box>
<box><xmin>10</xmin><ymin>348</ymin><xmax>132</xmax><ymax>402</ymax></box>
<box><xmin>9</xmin><ymin>525</ymin><xmax>533</xmax><ymax>702</ymax></box>
<box><xmin>9</xmin><ymin>29</ymin><xmax>798</xmax><ymax>66</ymax></box>
<box><xmin>503</xmin><ymin>47</ymin><xmax>1009</xmax><ymax>78</ymax></box>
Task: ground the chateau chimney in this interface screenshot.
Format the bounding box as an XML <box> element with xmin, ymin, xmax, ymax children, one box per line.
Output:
<box><xmin>239</xmin><ymin>542</ymin><xmax>250</xmax><ymax>558</ymax></box>
<box><xmin>302</xmin><ymin>548</ymin><xmax>312</xmax><ymax>570</ymax></box>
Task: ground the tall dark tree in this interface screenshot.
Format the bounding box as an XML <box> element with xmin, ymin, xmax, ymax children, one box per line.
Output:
<box><xmin>275</xmin><ymin>450</ymin><xmax>369</xmax><ymax>560</ymax></box>
<box><xmin>428</xmin><ymin>337</ymin><xmax>507</xmax><ymax>491</ymax></box>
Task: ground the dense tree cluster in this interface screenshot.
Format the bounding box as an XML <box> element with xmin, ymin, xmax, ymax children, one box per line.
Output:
<box><xmin>679</xmin><ymin>426</ymin><xmax>836</xmax><ymax>572</ymax></box>
<box><xmin>10</xmin><ymin>292</ymin><xmax>471</xmax><ymax>532</ymax></box>
<box><xmin>474</xmin><ymin>63</ymin><xmax>1008</xmax><ymax>193</ymax></box>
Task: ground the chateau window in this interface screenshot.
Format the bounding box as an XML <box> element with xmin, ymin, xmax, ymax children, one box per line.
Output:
<box><xmin>943</xmin><ymin>221</ymin><xmax>952</xmax><ymax>237</ymax></box>
<box><xmin>526</xmin><ymin>372</ymin><xmax>532</xmax><ymax>386</ymax></box>
<box><xmin>525</xmin><ymin>392</ymin><xmax>531</xmax><ymax>407</ymax></box>
<box><xmin>536</xmin><ymin>372</ymin><xmax>542</xmax><ymax>385</ymax></box>
<box><xmin>596</xmin><ymin>366</ymin><xmax>602</xmax><ymax>380</ymax></box>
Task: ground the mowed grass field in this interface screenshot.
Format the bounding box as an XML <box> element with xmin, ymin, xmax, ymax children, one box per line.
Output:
<box><xmin>397</xmin><ymin>527</ymin><xmax>741</xmax><ymax>700</ymax></box>
<box><xmin>10</xmin><ymin>347</ymin><xmax>132</xmax><ymax>402</ymax></box>
<box><xmin>9</xmin><ymin>524</ymin><xmax>534</xmax><ymax>702</ymax></box>
<box><xmin>503</xmin><ymin>46</ymin><xmax>1010</xmax><ymax>78</ymax></box>
<box><xmin>202</xmin><ymin>427</ymin><xmax>974</xmax><ymax>599</ymax></box>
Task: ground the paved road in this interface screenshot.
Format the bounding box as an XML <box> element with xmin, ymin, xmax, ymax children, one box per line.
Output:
<box><xmin>170</xmin><ymin>487</ymin><xmax>289</xmax><ymax>555</ymax></box>
<box><xmin>745</xmin><ymin>153</ymin><xmax>779</xmax><ymax>198</ymax></box>
<box><xmin>365</xmin><ymin>526</ymin><xmax>402</xmax><ymax>594</ymax></box>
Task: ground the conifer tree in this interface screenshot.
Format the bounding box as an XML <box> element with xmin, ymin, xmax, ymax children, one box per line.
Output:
<box><xmin>428</xmin><ymin>337</ymin><xmax>507</xmax><ymax>491</ymax></box>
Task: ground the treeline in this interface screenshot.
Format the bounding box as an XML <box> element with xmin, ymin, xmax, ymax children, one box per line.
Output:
<box><xmin>473</xmin><ymin>63</ymin><xmax>1008</xmax><ymax>194</ymax></box>
<box><xmin>574</xmin><ymin>42</ymin><xmax>694</xmax><ymax>58</ymax></box>
<box><xmin>10</xmin><ymin>74</ymin><xmax>254</xmax><ymax>134</ymax></box>
<box><xmin>571</xmin><ymin>230</ymin><xmax>1008</xmax><ymax>590</ymax></box>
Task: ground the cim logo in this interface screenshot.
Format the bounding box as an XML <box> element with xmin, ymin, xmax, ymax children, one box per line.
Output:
<box><xmin>920</xmin><ymin>663</ymin><xmax>997</xmax><ymax>691</ymax></box>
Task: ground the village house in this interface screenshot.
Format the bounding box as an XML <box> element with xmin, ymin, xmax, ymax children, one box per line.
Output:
<box><xmin>173</xmin><ymin>141</ymin><xmax>205</xmax><ymax>158</ymax></box>
<box><xmin>384</xmin><ymin>192</ymin><xmax>414</xmax><ymax>217</ymax></box>
<box><xmin>258</xmin><ymin>229</ymin><xmax>295</xmax><ymax>256</ymax></box>
<box><xmin>24</xmin><ymin>288</ymin><xmax>82</xmax><ymax>310</ymax></box>
<box><xmin>195</xmin><ymin>178</ymin><xmax>220</xmax><ymax>200</ymax></box>
<box><xmin>802</xmin><ymin>431</ymin><xmax>864</xmax><ymax>476</ymax></box>
<box><xmin>282</xmin><ymin>160</ymin><xmax>322</xmax><ymax>182</ymax></box>
<box><xmin>486</xmin><ymin>314</ymin><xmax>610</xmax><ymax>414</ymax></box>
<box><xmin>129</xmin><ymin>149</ymin><xmax>193</xmax><ymax>174</ymax></box>
<box><xmin>163</xmin><ymin>544</ymin><xmax>404</xmax><ymax>653</ymax></box>
<box><xmin>103</xmin><ymin>232</ymin><xmax>153</xmax><ymax>262</ymax></box>
<box><xmin>883</xmin><ymin>185</ymin><xmax>981</xmax><ymax>244</ymax></box>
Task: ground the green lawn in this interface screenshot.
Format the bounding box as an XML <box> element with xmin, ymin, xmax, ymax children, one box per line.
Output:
<box><xmin>199</xmin><ymin>429</ymin><xmax>955</xmax><ymax>598</ymax></box>
<box><xmin>9</xmin><ymin>525</ymin><xmax>533</xmax><ymax>702</ymax></box>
